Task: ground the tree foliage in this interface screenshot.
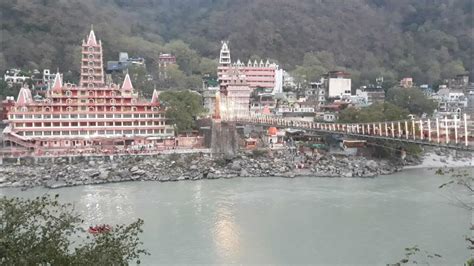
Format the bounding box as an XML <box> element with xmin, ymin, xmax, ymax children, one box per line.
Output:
<box><xmin>0</xmin><ymin>0</ymin><xmax>471</xmax><ymax>87</ymax></box>
<box><xmin>339</xmin><ymin>102</ymin><xmax>409</xmax><ymax>123</ymax></box>
<box><xmin>0</xmin><ymin>195</ymin><xmax>148</xmax><ymax>265</ymax></box>
<box><xmin>386</xmin><ymin>87</ymin><xmax>438</xmax><ymax>116</ymax></box>
<box><xmin>159</xmin><ymin>90</ymin><xmax>207</xmax><ymax>133</ymax></box>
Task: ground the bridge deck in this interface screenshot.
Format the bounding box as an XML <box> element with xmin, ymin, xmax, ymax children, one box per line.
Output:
<box><xmin>230</xmin><ymin>117</ymin><xmax>474</xmax><ymax>152</ymax></box>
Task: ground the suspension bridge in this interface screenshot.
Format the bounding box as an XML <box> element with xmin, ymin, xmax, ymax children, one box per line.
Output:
<box><xmin>221</xmin><ymin>112</ymin><xmax>474</xmax><ymax>151</ymax></box>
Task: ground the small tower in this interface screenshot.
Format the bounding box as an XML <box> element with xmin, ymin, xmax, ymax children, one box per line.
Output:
<box><xmin>121</xmin><ymin>73</ymin><xmax>133</xmax><ymax>94</ymax></box>
<box><xmin>80</xmin><ymin>25</ymin><xmax>105</xmax><ymax>88</ymax></box>
<box><xmin>219</xmin><ymin>41</ymin><xmax>231</xmax><ymax>67</ymax></box>
<box><xmin>51</xmin><ymin>72</ymin><xmax>62</xmax><ymax>93</ymax></box>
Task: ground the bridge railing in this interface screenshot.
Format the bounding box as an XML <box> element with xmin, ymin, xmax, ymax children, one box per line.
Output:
<box><xmin>222</xmin><ymin>112</ymin><xmax>472</xmax><ymax>148</ymax></box>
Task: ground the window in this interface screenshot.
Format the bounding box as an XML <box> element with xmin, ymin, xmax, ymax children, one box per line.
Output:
<box><xmin>65</xmin><ymin>90</ymin><xmax>72</xmax><ymax>97</ymax></box>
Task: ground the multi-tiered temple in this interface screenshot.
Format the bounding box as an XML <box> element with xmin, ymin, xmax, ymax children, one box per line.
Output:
<box><xmin>217</xmin><ymin>41</ymin><xmax>283</xmax><ymax>94</ymax></box>
<box><xmin>3</xmin><ymin>28</ymin><xmax>175</xmax><ymax>154</ymax></box>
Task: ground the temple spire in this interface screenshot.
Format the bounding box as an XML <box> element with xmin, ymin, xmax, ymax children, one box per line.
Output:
<box><xmin>51</xmin><ymin>71</ymin><xmax>62</xmax><ymax>92</ymax></box>
<box><xmin>16</xmin><ymin>86</ymin><xmax>33</xmax><ymax>106</ymax></box>
<box><xmin>87</xmin><ymin>25</ymin><xmax>97</xmax><ymax>46</ymax></box>
<box><xmin>121</xmin><ymin>73</ymin><xmax>133</xmax><ymax>91</ymax></box>
<box><xmin>151</xmin><ymin>89</ymin><xmax>160</xmax><ymax>104</ymax></box>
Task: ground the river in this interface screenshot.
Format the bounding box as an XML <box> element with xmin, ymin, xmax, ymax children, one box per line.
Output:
<box><xmin>1</xmin><ymin>168</ymin><xmax>471</xmax><ymax>265</ymax></box>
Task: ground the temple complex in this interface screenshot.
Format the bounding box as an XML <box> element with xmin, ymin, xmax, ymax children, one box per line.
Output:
<box><xmin>217</xmin><ymin>41</ymin><xmax>283</xmax><ymax>94</ymax></box>
<box><xmin>2</xmin><ymin>27</ymin><xmax>176</xmax><ymax>155</ymax></box>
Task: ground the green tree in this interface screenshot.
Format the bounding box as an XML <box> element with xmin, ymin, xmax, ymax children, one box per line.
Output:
<box><xmin>127</xmin><ymin>65</ymin><xmax>154</xmax><ymax>96</ymax></box>
<box><xmin>0</xmin><ymin>195</ymin><xmax>148</xmax><ymax>265</ymax></box>
<box><xmin>159</xmin><ymin>90</ymin><xmax>207</xmax><ymax>133</ymax></box>
<box><xmin>338</xmin><ymin>102</ymin><xmax>409</xmax><ymax>123</ymax></box>
<box><xmin>386</xmin><ymin>87</ymin><xmax>437</xmax><ymax>116</ymax></box>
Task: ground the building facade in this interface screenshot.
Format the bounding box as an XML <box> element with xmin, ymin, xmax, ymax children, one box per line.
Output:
<box><xmin>158</xmin><ymin>53</ymin><xmax>177</xmax><ymax>80</ymax></box>
<box><xmin>217</xmin><ymin>41</ymin><xmax>283</xmax><ymax>94</ymax></box>
<box><xmin>3</xmin><ymin>28</ymin><xmax>174</xmax><ymax>153</ymax></box>
<box><xmin>219</xmin><ymin>67</ymin><xmax>251</xmax><ymax>119</ymax></box>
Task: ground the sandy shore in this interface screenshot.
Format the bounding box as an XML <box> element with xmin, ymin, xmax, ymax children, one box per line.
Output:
<box><xmin>404</xmin><ymin>152</ymin><xmax>473</xmax><ymax>169</ymax></box>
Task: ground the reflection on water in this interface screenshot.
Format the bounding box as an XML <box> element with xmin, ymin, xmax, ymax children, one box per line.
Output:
<box><xmin>0</xmin><ymin>168</ymin><xmax>471</xmax><ymax>265</ymax></box>
<box><xmin>213</xmin><ymin>203</ymin><xmax>240</xmax><ymax>262</ymax></box>
<box><xmin>79</xmin><ymin>186</ymin><xmax>137</xmax><ymax>224</ymax></box>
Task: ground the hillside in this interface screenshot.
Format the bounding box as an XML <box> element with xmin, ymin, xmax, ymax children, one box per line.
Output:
<box><xmin>0</xmin><ymin>0</ymin><xmax>472</xmax><ymax>86</ymax></box>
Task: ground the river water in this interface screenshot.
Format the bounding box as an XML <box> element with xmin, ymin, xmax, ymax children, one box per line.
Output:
<box><xmin>1</xmin><ymin>168</ymin><xmax>471</xmax><ymax>265</ymax></box>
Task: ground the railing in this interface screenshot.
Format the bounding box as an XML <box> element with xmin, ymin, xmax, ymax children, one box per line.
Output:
<box><xmin>223</xmin><ymin>112</ymin><xmax>473</xmax><ymax>149</ymax></box>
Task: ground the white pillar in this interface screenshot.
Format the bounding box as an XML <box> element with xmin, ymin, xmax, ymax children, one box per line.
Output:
<box><xmin>464</xmin><ymin>113</ymin><xmax>468</xmax><ymax>147</ymax></box>
<box><xmin>412</xmin><ymin>120</ymin><xmax>416</xmax><ymax>140</ymax></box>
<box><xmin>379</xmin><ymin>123</ymin><xmax>382</xmax><ymax>136</ymax></box>
<box><xmin>362</xmin><ymin>124</ymin><xmax>365</xmax><ymax>134</ymax></box>
<box><xmin>391</xmin><ymin>122</ymin><xmax>395</xmax><ymax>138</ymax></box>
<box><xmin>384</xmin><ymin>123</ymin><xmax>388</xmax><ymax>137</ymax></box>
<box><xmin>398</xmin><ymin>121</ymin><xmax>401</xmax><ymax>138</ymax></box>
<box><xmin>419</xmin><ymin>119</ymin><xmax>423</xmax><ymax>140</ymax></box>
<box><xmin>436</xmin><ymin>118</ymin><xmax>440</xmax><ymax>143</ymax></box>
<box><xmin>454</xmin><ymin>115</ymin><xmax>458</xmax><ymax>144</ymax></box>
<box><xmin>405</xmin><ymin>121</ymin><xmax>409</xmax><ymax>140</ymax></box>
<box><xmin>427</xmin><ymin>119</ymin><xmax>431</xmax><ymax>142</ymax></box>
<box><xmin>445</xmin><ymin>116</ymin><xmax>449</xmax><ymax>144</ymax></box>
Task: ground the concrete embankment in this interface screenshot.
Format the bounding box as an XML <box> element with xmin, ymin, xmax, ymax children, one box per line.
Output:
<box><xmin>0</xmin><ymin>150</ymin><xmax>403</xmax><ymax>189</ymax></box>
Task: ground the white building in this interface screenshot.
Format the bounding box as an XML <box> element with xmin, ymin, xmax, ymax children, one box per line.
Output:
<box><xmin>323</xmin><ymin>71</ymin><xmax>352</xmax><ymax>98</ymax></box>
<box><xmin>4</xmin><ymin>69</ymin><xmax>30</xmax><ymax>85</ymax></box>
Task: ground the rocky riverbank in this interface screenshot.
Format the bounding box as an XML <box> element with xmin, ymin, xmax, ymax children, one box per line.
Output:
<box><xmin>0</xmin><ymin>150</ymin><xmax>405</xmax><ymax>189</ymax></box>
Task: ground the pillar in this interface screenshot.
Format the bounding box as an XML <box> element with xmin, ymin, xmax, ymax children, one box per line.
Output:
<box><xmin>427</xmin><ymin>119</ymin><xmax>431</xmax><ymax>142</ymax></box>
<box><xmin>412</xmin><ymin>120</ymin><xmax>416</xmax><ymax>140</ymax></box>
<box><xmin>405</xmin><ymin>121</ymin><xmax>409</xmax><ymax>140</ymax></box>
<box><xmin>398</xmin><ymin>121</ymin><xmax>401</xmax><ymax>138</ymax></box>
<box><xmin>391</xmin><ymin>122</ymin><xmax>395</xmax><ymax>138</ymax></box>
<box><xmin>436</xmin><ymin>118</ymin><xmax>440</xmax><ymax>143</ymax></box>
<box><xmin>445</xmin><ymin>116</ymin><xmax>449</xmax><ymax>144</ymax></box>
<box><xmin>419</xmin><ymin>119</ymin><xmax>423</xmax><ymax>140</ymax></box>
<box><xmin>464</xmin><ymin>113</ymin><xmax>468</xmax><ymax>147</ymax></box>
<box><xmin>384</xmin><ymin>123</ymin><xmax>388</xmax><ymax>137</ymax></box>
<box><xmin>454</xmin><ymin>115</ymin><xmax>458</xmax><ymax>144</ymax></box>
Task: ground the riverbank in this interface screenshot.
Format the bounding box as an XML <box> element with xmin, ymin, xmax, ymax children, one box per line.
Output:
<box><xmin>0</xmin><ymin>149</ymin><xmax>471</xmax><ymax>189</ymax></box>
<box><xmin>0</xmin><ymin>150</ymin><xmax>404</xmax><ymax>189</ymax></box>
